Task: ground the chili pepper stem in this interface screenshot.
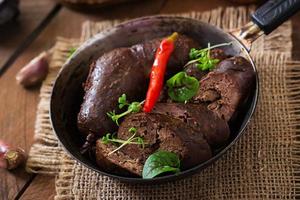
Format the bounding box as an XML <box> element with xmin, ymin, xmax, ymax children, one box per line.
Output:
<box><xmin>167</xmin><ymin>32</ymin><xmax>179</xmax><ymax>42</ymax></box>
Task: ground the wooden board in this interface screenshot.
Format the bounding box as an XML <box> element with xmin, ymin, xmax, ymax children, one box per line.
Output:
<box><xmin>0</xmin><ymin>0</ymin><xmax>58</xmax><ymax>75</ymax></box>
<box><xmin>19</xmin><ymin>175</ymin><xmax>56</xmax><ymax>200</ymax></box>
<box><xmin>0</xmin><ymin>1</ymin><xmax>58</xmax><ymax>199</ymax></box>
<box><xmin>292</xmin><ymin>12</ymin><xmax>300</xmax><ymax>59</ymax></box>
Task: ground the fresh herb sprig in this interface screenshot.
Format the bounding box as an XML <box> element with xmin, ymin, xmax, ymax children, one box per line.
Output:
<box><xmin>184</xmin><ymin>42</ymin><xmax>232</xmax><ymax>71</ymax></box>
<box><xmin>107</xmin><ymin>94</ymin><xmax>144</xmax><ymax>125</ymax></box>
<box><xmin>101</xmin><ymin>127</ymin><xmax>146</xmax><ymax>155</ymax></box>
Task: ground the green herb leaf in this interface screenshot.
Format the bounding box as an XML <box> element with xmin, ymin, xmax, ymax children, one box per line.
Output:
<box><xmin>101</xmin><ymin>133</ymin><xmax>111</xmax><ymax>144</ymax></box>
<box><xmin>142</xmin><ymin>151</ymin><xmax>180</xmax><ymax>179</ymax></box>
<box><xmin>128</xmin><ymin>127</ymin><xmax>137</xmax><ymax>134</ymax></box>
<box><xmin>189</xmin><ymin>48</ymin><xmax>203</xmax><ymax>60</ymax></box>
<box><xmin>118</xmin><ymin>94</ymin><xmax>129</xmax><ymax>109</ymax></box>
<box><xmin>68</xmin><ymin>47</ymin><xmax>77</xmax><ymax>58</ymax></box>
<box><xmin>166</xmin><ymin>72</ymin><xmax>199</xmax><ymax>102</ymax></box>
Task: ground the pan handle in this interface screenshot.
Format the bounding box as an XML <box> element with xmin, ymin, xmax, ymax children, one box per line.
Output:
<box><xmin>231</xmin><ymin>0</ymin><xmax>300</xmax><ymax>51</ymax></box>
<box><xmin>251</xmin><ymin>0</ymin><xmax>300</xmax><ymax>35</ymax></box>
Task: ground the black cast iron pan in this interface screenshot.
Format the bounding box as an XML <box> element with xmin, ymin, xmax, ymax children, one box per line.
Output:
<box><xmin>50</xmin><ymin>0</ymin><xmax>300</xmax><ymax>184</ymax></box>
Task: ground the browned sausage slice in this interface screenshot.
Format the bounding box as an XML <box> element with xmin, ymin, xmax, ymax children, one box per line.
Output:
<box><xmin>194</xmin><ymin>56</ymin><xmax>255</xmax><ymax>121</ymax></box>
<box><xmin>152</xmin><ymin>103</ymin><xmax>230</xmax><ymax>147</ymax></box>
<box><xmin>95</xmin><ymin>112</ymin><xmax>212</xmax><ymax>176</ymax></box>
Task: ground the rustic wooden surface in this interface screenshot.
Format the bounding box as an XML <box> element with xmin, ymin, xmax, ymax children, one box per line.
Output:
<box><xmin>0</xmin><ymin>0</ymin><xmax>299</xmax><ymax>199</ymax></box>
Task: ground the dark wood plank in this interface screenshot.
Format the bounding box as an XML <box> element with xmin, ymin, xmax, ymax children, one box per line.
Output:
<box><xmin>292</xmin><ymin>12</ymin><xmax>300</xmax><ymax>60</ymax></box>
<box><xmin>0</xmin><ymin>1</ymin><xmax>58</xmax><ymax>199</ymax></box>
<box><xmin>19</xmin><ymin>176</ymin><xmax>55</xmax><ymax>200</ymax></box>
<box><xmin>0</xmin><ymin>4</ymin><xmax>61</xmax><ymax>76</ymax></box>
<box><xmin>0</xmin><ymin>0</ymin><xmax>57</xmax><ymax>75</ymax></box>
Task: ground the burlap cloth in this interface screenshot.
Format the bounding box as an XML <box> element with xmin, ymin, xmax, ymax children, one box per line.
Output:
<box><xmin>26</xmin><ymin>7</ymin><xmax>300</xmax><ymax>200</ymax></box>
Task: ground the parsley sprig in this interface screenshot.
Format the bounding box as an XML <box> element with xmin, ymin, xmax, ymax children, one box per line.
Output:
<box><xmin>107</xmin><ymin>94</ymin><xmax>144</xmax><ymax>125</ymax></box>
<box><xmin>101</xmin><ymin>127</ymin><xmax>146</xmax><ymax>155</ymax></box>
<box><xmin>184</xmin><ymin>42</ymin><xmax>232</xmax><ymax>71</ymax></box>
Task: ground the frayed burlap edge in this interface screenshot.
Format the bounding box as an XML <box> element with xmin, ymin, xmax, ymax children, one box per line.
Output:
<box><xmin>286</xmin><ymin>60</ymin><xmax>300</xmax><ymax>198</ymax></box>
<box><xmin>26</xmin><ymin>37</ymin><xmax>81</xmax><ymax>174</ymax></box>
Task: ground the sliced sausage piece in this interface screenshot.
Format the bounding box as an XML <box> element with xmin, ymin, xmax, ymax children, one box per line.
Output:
<box><xmin>95</xmin><ymin>113</ymin><xmax>212</xmax><ymax>176</ymax></box>
<box><xmin>78</xmin><ymin>35</ymin><xmax>198</xmax><ymax>136</ymax></box>
<box><xmin>194</xmin><ymin>56</ymin><xmax>255</xmax><ymax>121</ymax></box>
<box><xmin>152</xmin><ymin>103</ymin><xmax>230</xmax><ymax>147</ymax></box>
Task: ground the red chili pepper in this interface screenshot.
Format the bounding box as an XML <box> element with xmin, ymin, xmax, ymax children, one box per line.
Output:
<box><xmin>143</xmin><ymin>32</ymin><xmax>178</xmax><ymax>113</ymax></box>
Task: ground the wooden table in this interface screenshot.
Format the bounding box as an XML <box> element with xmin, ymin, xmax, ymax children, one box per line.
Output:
<box><xmin>1</xmin><ymin>0</ymin><xmax>300</xmax><ymax>199</ymax></box>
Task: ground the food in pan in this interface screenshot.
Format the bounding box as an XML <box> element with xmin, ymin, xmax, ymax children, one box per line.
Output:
<box><xmin>78</xmin><ymin>34</ymin><xmax>197</xmax><ymax>136</ymax></box>
<box><xmin>96</xmin><ymin>112</ymin><xmax>212</xmax><ymax>177</ymax></box>
<box><xmin>77</xmin><ymin>33</ymin><xmax>255</xmax><ymax>178</ymax></box>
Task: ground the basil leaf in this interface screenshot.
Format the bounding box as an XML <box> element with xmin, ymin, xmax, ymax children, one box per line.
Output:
<box><xmin>142</xmin><ymin>151</ymin><xmax>180</xmax><ymax>179</ymax></box>
<box><xmin>166</xmin><ymin>72</ymin><xmax>199</xmax><ymax>102</ymax></box>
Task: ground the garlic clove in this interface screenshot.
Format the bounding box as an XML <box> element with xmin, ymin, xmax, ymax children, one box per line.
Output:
<box><xmin>0</xmin><ymin>140</ymin><xmax>26</xmax><ymax>170</ymax></box>
<box><xmin>16</xmin><ymin>51</ymin><xmax>49</xmax><ymax>88</ymax></box>
<box><xmin>4</xmin><ymin>148</ymin><xmax>26</xmax><ymax>170</ymax></box>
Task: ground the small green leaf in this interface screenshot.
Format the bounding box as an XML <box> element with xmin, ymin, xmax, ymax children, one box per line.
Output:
<box><xmin>129</xmin><ymin>127</ymin><xmax>137</xmax><ymax>133</ymax></box>
<box><xmin>101</xmin><ymin>133</ymin><xmax>111</xmax><ymax>144</ymax></box>
<box><xmin>68</xmin><ymin>47</ymin><xmax>77</xmax><ymax>58</ymax></box>
<box><xmin>167</xmin><ymin>72</ymin><xmax>199</xmax><ymax>102</ymax></box>
<box><xmin>118</xmin><ymin>94</ymin><xmax>128</xmax><ymax>109</ymax></box>
<box><xmin>106</xmin><ymin>110</ymin><xmax>120</xmax><ymax>125</ymax></box>
<box><xmin>142</xmin><ymin>151</ymin><xmax>180</xmax><ymax>179</ymax></box>
<box><xmin>189</xmin><ymin>48</ymin><xmax>198</xmax><ymax>60</ymax></box>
